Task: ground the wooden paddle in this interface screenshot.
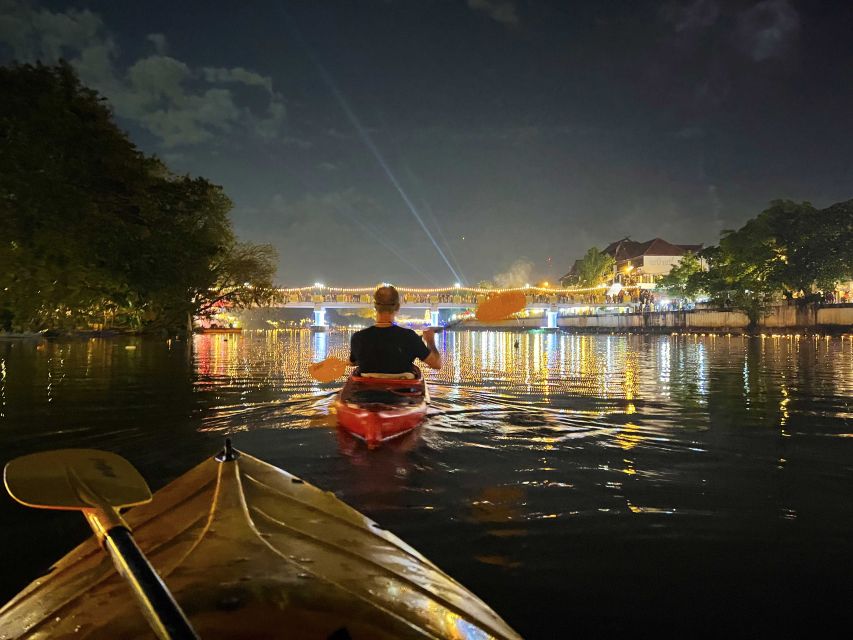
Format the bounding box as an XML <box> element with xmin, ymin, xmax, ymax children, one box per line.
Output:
<box><xmin>4</xmin><ymin>449</ymin><xmax>199</xmax><ymax>640</ymax></box>
<box><xmin>308</xmin><ymin>290</ymin><xmax>527</xmax><ymax>381</ymax></box>
<box><xmin>308</xmin><ymin>356</ymin><xmax>350</xmax><ymax>384</ymax></box>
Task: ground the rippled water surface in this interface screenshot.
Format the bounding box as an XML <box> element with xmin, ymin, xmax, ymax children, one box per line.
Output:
<box><xmin>2</xmin><ymin>330</ymin><xmax>852</xmax><ymax>637</ymax></box>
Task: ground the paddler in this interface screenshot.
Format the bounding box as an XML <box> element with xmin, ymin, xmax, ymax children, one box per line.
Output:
<box><xmin>349</xmin><ymin>285</ymin><xmax>442</xmax><ymax>375</ymax></box>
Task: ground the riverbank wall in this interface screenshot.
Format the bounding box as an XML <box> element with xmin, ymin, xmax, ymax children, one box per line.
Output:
<box><xmin>463</xmin><ymin>304</ymin><xmax>853</xmax><ymax>334</ymax></box>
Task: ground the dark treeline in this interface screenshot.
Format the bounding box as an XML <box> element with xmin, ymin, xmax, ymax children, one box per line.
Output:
<box><xmin>661</xmin><ymin>199</ymin><xmax>853</xmax><ymax>324</ymax></box>
<box><xmin>0</xmin><ymin>62</ymin><xmax>277</xmax><ymax>335</ymax></box>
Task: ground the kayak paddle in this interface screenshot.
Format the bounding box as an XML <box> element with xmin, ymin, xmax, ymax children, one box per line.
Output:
<box><xmin>308</xmin><ymin>290</ymin><xmax>528</xmax><ymax>382</ymax></box>
<box><xmin>433</xmin><ymin>291</ymin><xmax>528</xmax><ymax>329</ymax></box>
<box><xmin>308</xmin><ymin>356</ymin><xmax>350</xmax><ymax>383</ymax></box>
<box><xmin>474</xmin><ymin>290</ymin><xmax>527</xmax><ymax>322</ymax></box>
<box><xmin>4</xmin><ymin>449</ymin><xmax>199</xmax><ymax>640</ymax></box>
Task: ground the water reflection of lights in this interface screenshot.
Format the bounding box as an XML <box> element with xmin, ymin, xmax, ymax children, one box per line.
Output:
<box><xmin>450</xmin><ymin>334</ymin><xmax>463</xmax><ymax>387</ymax></box>
<box><xmin>625</xmin><ymin>500</ymin><xmax>675</xmax><ymax>515</ymax></box>
<box><xmin>615</xmin><ymin>422</ymin><xmax>645</xmax><ymax>452</ymax></box>
<box><xmin>623</xmin><ymin>349</ymin><xmax>638</xmax><ymax>401</ymax></box>
<box><xmin>779</xmin><ymin>384</ymin><xmax>790</xmax><ymax>434</ymax></box>
<box><xmin>696</xmin><ymin>341</ymin><xmax>708</xmax><ymax>400</ymax></box>
<box><xmin>0</xmin><ymin>357</ymin><xmax>5</xmax><ymax>418</ymax></box>
<box><xmin>312</xmin><ymin>330</ymin><xmax>328</xmax><ymax>362</ymax></box>
<box><xmin>470</xmin><ymin>486</ymin><xmax>526</xmax><ymax>525</ymax></box>
<box><xmin>183</xmin><ymin>331</ymin><xmax>853</xmax><ymax>490</ymax></box>
<box><xmin>658</xmin><ymin>337</ymin><xmax>671</xmax><ymax>388</ymax></box>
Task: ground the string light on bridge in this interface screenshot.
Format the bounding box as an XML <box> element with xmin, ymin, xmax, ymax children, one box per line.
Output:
<box><xmin>275</xmin><ymin>283</ymin><xmax>639</xmax><ymax>295</ymax></box>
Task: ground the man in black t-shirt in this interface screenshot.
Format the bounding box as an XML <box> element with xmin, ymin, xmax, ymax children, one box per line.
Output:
<box><xmin>349</xmin><ymin>285</ymin><xmax>442</xmax><ymax>374</ymax></box>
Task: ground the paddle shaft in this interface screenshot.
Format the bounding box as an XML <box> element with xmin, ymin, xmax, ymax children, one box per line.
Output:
<box><xmin>430</xmin><ymin>317</ymin><xmax>464</xmax><ymax>332</ymax></box>
<box><xmin>4</xmin><ymin>450</ymin><xmax>198</xmax><ymax>639</ymax></box>
<box><xmin>103</xmin><ymin>526</ymin><xmax>199</xmax><ymax>640</ymax></box>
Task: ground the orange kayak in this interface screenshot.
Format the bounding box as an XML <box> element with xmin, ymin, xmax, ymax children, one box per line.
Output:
<box><xmin>334</xmin><ymin>368</ymin><xmax>429</xmax><ymax>448</ymax></box>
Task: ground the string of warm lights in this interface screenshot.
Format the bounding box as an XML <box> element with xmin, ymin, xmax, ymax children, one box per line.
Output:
<box><xmin>275</xmin><ymin>283</ymin><xmax>642</xmax><ymax>294</ymax></box>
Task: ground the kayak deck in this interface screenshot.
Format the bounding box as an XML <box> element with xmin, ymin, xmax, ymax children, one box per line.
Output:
<box><xmin>335</xmin><ymin>371</ymin><xmax>428</xmax><ymax>448</ymax></box>
<box><xmin>0</xmin><ymin>451</ymin><xmax>521</xmax><ymax>639</ymax></box>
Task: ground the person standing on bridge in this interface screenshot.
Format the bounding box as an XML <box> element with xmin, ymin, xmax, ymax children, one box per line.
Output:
<box><xmin>349</xmin><ymin>285</ymin><xmax>442</xmax><ymax>375</ymax></box>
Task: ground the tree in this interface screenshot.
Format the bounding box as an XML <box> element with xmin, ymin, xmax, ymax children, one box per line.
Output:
<box><xmin>575</xmin><ymin>247</ymin><xmax>615</xmax><ymax>287</ymax></box>
<box><xmin>0</xmin><ymin>62</ymin><xmax>277</xmax><ymax>334</ymax></box>
<box><xmin>658</xmin><ymin>252</ymin><xmax>704</xmax><ymax>302</ymax></box>
<box><xmin>691</xmin><ymin>199</ymin><xmax>853</xmax><ymax>327</ymax></box>
<box><xmin>194</xmin><ymin>242</ymin><xmax>278</xmax><ymax>319</ymax></box>
<box><xmin>778</xmin><ymin>200</ymin><xmax>852</xmax><ymax>297</ymax></box>
<box><xmin>131</xmin><ymin>174</ymin><xmax>276</xmax><ymax>331</ymax></box>
<box><xmin>689</xmin><ymin>245</ymin><xmax>773</xmax><ymax>327</ymax></box>
<box><xmin>0</xmin><ymin>61</ymin><xmax>150</xmax><ymax>332</ymax></box>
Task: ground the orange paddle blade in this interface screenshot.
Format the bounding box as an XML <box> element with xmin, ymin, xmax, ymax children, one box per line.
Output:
<box><xmin>475</xmin><ymin>291</ymin><xmax>527</xmax><ymax>322</ymax></box>
<box><xmin>309</xmin><ymin>357</ymin><xmax>349</xmax><ymax>383</ymax></box>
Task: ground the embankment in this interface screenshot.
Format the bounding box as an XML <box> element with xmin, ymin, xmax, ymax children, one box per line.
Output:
<box><xmin>462</xmin><ymin>304</ymin><xmax>853</xmax><ymax>334</ymax></box>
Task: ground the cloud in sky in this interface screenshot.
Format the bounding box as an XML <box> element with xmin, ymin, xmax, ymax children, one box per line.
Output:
<box><xmin>663</xmin><ymin>0</ymin><xmax>799</xmax><ymax>62</ymax></box>
<box><xmin>467</xmin><ymin>0</ymin><xmax>519</xmax><ymax>26</ymax></box>
<box><xmin>664</xmin><ymin>0</ymin><xmax>720</xmax><ymax>32</ymax></box>
<box><xmin>0</xmin><ymin>0</ymin><xmax>287</xmax><ymax>147</ymax></box>
<box><xmin>736</xmin><ymin>0</ymin><xmax>799</xmax><ymax>62</ymax></box>
<box><xmin>146</xmin><ymin>32</ymin><xmax>167</xmax><ymax>55</ymax></box>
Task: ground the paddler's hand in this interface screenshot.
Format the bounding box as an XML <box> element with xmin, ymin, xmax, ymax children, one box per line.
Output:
<box><xmin>421</xmin><ymin>328</ymin><xmax>442</xmax><ymax>370</ymax></box>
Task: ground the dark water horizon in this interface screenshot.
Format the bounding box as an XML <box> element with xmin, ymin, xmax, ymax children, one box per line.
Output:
<box><xmin>1</xmin><ymin>330</ymin><xmax>852</xmax><ymax>637</ymax></box>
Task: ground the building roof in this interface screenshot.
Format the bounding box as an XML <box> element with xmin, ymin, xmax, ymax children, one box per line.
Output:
<box><xmin>560</xmin><ymin>238</ymin><xmax>704</xmax><ymax>282</ymax></box>
<box><xmin>603</xmin><ymin>238</ymin><xmax>702</xmax><ymax>261</ymax></box>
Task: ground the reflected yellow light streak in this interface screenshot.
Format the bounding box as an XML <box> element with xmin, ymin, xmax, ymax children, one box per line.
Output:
<box><xmin>615</xmin><ymin>422</ymin><xmax>645</xmax><ymax>452</ymax></box>
<box><xmin>779</xmin><ymin>383</ymin><xmax>790</xmax><ymax>433</ymax></box>
<box><xmin>0</xmin><ymin>357</ymin><xmax>5</xmax><ymax>418</ymax></box>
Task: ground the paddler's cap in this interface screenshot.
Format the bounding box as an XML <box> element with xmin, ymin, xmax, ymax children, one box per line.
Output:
<box><xmin>374</xmin><ymin>285</ymin><xmax>400</xmax><ymax>312</ymax></box>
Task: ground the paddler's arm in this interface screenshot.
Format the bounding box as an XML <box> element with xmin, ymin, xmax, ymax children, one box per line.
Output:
<box><xmin>421</xmin><ymin>328</ymin><xmax>442</xmax><ymax>370</ymax></box>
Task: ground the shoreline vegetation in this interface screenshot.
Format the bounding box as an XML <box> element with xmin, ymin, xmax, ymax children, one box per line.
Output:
<box><xmin>655</xmin><ymin>199</ymin><xmax>853</xmax><ymax>328</ymax></box>
<box><xmin>1</xmin><ymin>62</ymin><xmax>277</xmax><ymax>336</ymax></box>
<box><xmin>567</xmin><ymin>199</ymin><xmax>852</xmax><ymax>330</ymax></box>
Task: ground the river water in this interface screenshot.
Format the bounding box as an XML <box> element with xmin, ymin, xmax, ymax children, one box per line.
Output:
<box><xmin>1</xmin><ymin>330</ymin><xmax>852</xmax><ymax>637</ymax></box>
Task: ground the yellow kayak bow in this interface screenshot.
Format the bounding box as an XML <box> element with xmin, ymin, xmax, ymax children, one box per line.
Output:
<box><xmin>1</xmin><ymin>445</ymin><xmax>522</xmax><ymax>640</ymax></box>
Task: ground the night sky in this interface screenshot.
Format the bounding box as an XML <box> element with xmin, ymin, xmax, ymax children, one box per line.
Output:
<box><xmin>2</xmin><ymin>0</ymin><xmax>851</xmax><ymax>286</ymax></box>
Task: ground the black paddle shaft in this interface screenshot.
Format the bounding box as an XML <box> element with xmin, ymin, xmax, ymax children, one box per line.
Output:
<box><xmin>106</xmin><ymin>526</ymin><xmax>200</xmax><ymax>640</ymax></box>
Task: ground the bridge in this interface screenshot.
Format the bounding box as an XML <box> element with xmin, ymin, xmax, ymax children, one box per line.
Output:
<box><xmin>272</xmin><ymin>283</ymin><xmax>649</xmax><ymax>329</ymax></box>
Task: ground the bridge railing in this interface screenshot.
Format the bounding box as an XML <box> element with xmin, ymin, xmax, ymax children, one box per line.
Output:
<box><xmin>272</xmin><ymin>285</ymin><xmax>647</xmax><ymax>306</ymax></box>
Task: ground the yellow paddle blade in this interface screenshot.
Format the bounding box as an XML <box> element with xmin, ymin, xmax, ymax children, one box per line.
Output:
<box><xmin>4</xmin><ymin>449</ymin><xmax>152</xmax><ymax>511</ymax></box>
<box><xmin>475</xmin><ymin>291</ymin><xmax>527</xmax><ymax>322</ymax></box>
<box><xmin>308</xmin><ymin>356</ymin><xmax>349</xmax><ymax>383</ymax></box>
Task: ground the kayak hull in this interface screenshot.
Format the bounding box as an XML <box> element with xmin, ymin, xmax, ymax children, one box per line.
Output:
<box><xmin>335</xmin><ymin>370</ymin><xmax>428</xmax><ymax>448</ymax></box>
<box><xmin>0</xmin><ymin>450</ymin><xmax>521</xmax><ymax>639</ymax></box>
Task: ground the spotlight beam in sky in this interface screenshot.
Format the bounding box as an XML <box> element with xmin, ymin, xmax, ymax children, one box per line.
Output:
<box><xmin>280</xmin><ymin>10</ymin><xmax>463</xmax><ymax>284</ymax></box>
<box><xmin>268</xmin><ymin>157</ymin><xmax>441</xmax><ymax>285</ymax></box>
<box><xmin>331</xmin><ymin>201</ymin><xmax>442</xmax><ymax>286</ymax></box>
<box><xmin>398</xmin><ymin>159</ymin><xmax>469</xmax><ymax>285</ymax></box>
<box><xmin>380</xmin><ymin>114</ymin><xmax>469</xmax><ymax>285</ymax></box>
